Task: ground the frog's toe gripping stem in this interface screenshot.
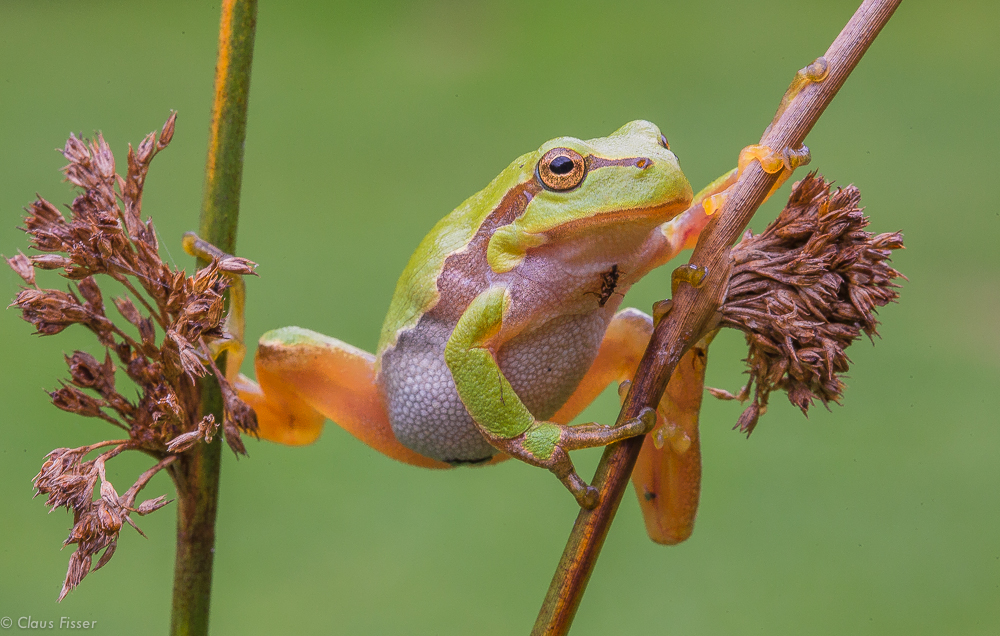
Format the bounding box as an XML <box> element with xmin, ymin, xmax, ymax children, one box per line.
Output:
<box><xmin>767</xmin><ymin>56</ymin><xmax>830</xmax><ymax>134</ymax></box>
<box><xmin>182</xmin><ymin>232</ymin><xmax>248</xmax><ymax>381</ymax></box>
<box><xmin>241</xmin><ymin>327</ymin><xmax>448</xmax><ymax>469</ymax></box>
<box><xmin>508</xmin><ymin>408</ymin><xmax>657</xmax><ymax>510</ymax></box>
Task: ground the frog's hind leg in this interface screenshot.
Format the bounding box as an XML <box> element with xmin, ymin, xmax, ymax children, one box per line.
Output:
<box><xmin>181</xmin><ymin>233</ymin><xmax>445</xmax><ymax>469</ymax></box>
<box><xmin>551</xmin><ymin>308</ymin><xmax>707</xmax><ymax>545</ymax></box>
<box><xmin>240</xmin><ymin>327</ymin><xmax>449</xmax><ymax>469</ymax></box>
<box><xmin>630</xmin><ymin>338</ymin><xmax>708</xmax><ymax>545</ymax></box>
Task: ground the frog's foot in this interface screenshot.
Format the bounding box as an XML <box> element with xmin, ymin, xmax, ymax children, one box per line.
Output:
<box><xmin>739</xmin><ymin>143</ymin><xmax>811</xmax><ymax>177</ymax></box>
<box><xmin>766</xmin><ymin>56</ymin><xmax>830</xmax><ymax>134</ymax></box>
<box><xmin>488</xmin><ymin>408</ymin><xmax>657</xmax><ymax>509</ymax></box>
<box><xmin>549</xmin><ymin>308</ymin><xmax>707</xmax><ymax>543</ymax></box>
<box><xmin>671</xmin><ymin>263</ymin><xmax>709</xmax><ymax>296</ymax></box>
<box><xmin>699</xmin><ymin>143</ymin><xmax>811</xmax><ymax>220</ymax></box>
<box><xmin>689</xmin><ymin>143</ymin><xmax>809</xmax><ymax>225</ymax></box>
<box><xmin>628</xmin><ymin>340</ymin><xmax>709</xmax><ymax>544</ymax></box>
<box><xmin>738</xmin><ymin>142</ymin><xmax>812</xmax><ymax>202</ymax></box>
<box><xmin>182</xmin><ymin>232</ymin><xmax>251</xmax><ymax>380</ymax></box>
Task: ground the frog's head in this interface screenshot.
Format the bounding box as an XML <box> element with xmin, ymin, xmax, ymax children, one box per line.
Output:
<box><xmin>526</xmin><ymin>120</ymin><xmax>692</xmax><ymax>233</ymax></box>
<box><xmin>486</xmin><ymin>120</ymin><xmax>693</xmax><ymax>272</ymax></box>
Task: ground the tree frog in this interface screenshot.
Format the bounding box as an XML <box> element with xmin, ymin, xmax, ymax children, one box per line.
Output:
<box><xmin>192</xmin><ymin>120</ymin><xmax>792</xmax><ymax>544</ymax></box>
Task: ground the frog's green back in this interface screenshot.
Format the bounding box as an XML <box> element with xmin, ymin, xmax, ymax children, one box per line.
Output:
<box><xmin>376</xmin><ymin>151</ymin><xmax>537</xmax><ymax>360</ymax></box>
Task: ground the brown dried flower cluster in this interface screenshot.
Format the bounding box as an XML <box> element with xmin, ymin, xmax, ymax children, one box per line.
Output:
<box><xmin>715</xmin><ymin>173</ymin><xmax>905</xmax><ymax>434</ymax></box>
<box><xmin>6</xmin><ymin>114</ymin><xmax>257</xmax><ymax>600</ymax></box>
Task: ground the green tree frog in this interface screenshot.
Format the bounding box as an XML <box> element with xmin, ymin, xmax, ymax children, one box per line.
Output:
<box><xmin>196</xmin><ymin>120</ymin><xmax>795</xmax><ymax>544</ymax></box>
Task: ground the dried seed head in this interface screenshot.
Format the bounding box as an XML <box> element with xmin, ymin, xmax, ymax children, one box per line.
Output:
<box><xmin>222</xmin><ymin>420</ymin><xmax>248</xmax><ymax>457</ymax></box>
<box><xmin>65</xmin><ymin>351</ymin><xmax>115</xmax><ymax>395</ymax></box>
<box><xmin>158</xmin><ymin>112</ymin><xmax>177</xmax><ymax>149</ymax></box>
<box><xmin>135</xmin><ymin>495</ymin><xmax>172</xmax><ymax>515</ymax></box>
<box><xmin>216</xmin><ymin>256</ymin><xmax>258</xmax><ymax>276</ymax></box>
<box><xmin>166</xmin><ymin>414</ymin><xmax>218</xmax><ymax>452</ymax></box>
<box><xmin>92</xmin><ymin>133</ymin><xmax>115</xmax><ymax>181</ymax></box>
<box><xmin>61</xmin><ymin>133</ymin><xmax>90</xmax><ymax>165</ymax></box>
<box><xmin>31</xmin><ymin>254</ymin><xmax>73</xmax><ymax>271</ymax></box>
<box><xmin>719</xmin><ymin>173</ymin><xmax>904</xmax><ymax>434</ymax></box>
<box><xmin>14</xmin><ymin>117</ymin><xmax>259</xmax><ymax>600</ymax></box>
<box><xmin>113</xmin><ymin>296</ymin><xmax>142</xmax><ymax>326</ymax></box>
<box><xmin>95</xmin><ymin>500</ymin><xmax>123</xmax><ymax>533</ymax></box>
<box><xmin>6</xmin><ymin>251</ymin><xmax>35</xmax><ymax>285</ymax></box>
<box><xmin>135</xmin><ymin>133</ymin><xmax>156</xmax><ymax>164</ymax></box>
<box><xmin>149</xmin><ymin>382</ymin><xmax>183</xmax><ymax>423</ymax></box>
<box><xmin>226</xmin><ymin>387</ymin><xmax>259</xmax><ymax>436</ymax></box>
<box><xmin>92</xmin><ymin>540</ymin><xmax>117</xmax><ymax>572</ymax></box>
<box><xmin>33</xmin><ymin>447</ymin><xmax>95</xmax><ymax>511</ymax></box>
<box><xmin>50</xmin><ymin>383</ymin><xmax>106</xmax><ymax>419</ymax></box>
<box><xmin>165</xmin><ymin>430</ymin><xmax>200</xmax><ymax>453</ymax></box>
<box><xmin>58</xmin><ymin>551</ymin><xmax>92</xmax><ymax>602</ymax></box>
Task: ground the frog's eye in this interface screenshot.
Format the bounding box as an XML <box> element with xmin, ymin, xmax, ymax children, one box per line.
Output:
<box><xmin>537</xmin><ymin>148</ymin><xmax>587</xmax><ymax>191</ymax></box>
<box><xmin>659</xmin><ymin>134</ymin><xmax>670</xmax><ymax>150</ymax></box>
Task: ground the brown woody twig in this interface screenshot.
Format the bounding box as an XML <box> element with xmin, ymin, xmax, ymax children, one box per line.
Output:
<box><xmin>168</xmin><ymin>1</ymin><xmax>258</xmax><ymax>634</ymax></box>
<box><xmin>532</xmin><ymin>1</ymin><xmax>904</xmax><ymax>634</ymax></box>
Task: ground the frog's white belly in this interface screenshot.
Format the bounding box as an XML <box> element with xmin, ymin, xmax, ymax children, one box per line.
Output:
<box><xmin>379</xmin><ymin>311</ymin><xmax>607</xmax><ymax>463</ymax></box>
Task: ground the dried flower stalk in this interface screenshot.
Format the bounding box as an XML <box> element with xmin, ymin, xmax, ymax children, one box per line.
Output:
<box><xmin>6</xmin><ymin>115</ymin><xmax>257</xmax><ymax>600</ymax></box>
<box><xmin>715</xmin><ymin>173</ymin><xmax>905</xmax><ymax>433</ymax></box>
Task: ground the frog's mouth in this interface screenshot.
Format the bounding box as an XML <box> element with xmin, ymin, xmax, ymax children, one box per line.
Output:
<box><xmin>544</xmin><ymin>197</ymin><xmax>694</xmax><ymax>239</ymax></box>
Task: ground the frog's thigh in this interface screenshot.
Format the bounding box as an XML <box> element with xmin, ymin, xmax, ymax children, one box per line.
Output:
<box><xmin>239</xmin><ymin>326</ymin><xmax>447</xmax><ymax>469</ymax></box>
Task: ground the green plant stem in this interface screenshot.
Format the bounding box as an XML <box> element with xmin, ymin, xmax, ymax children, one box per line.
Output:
<box><xmin>532</xmin><ymin>1</ymin><xmax>902</xmax><ymax>634</ymax></box>
<box><xmin>169</xmin><ymin>1</ymin><xmax>258</xmax><ymax>635</ymax></box>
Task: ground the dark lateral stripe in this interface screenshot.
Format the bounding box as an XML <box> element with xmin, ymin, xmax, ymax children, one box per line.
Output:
<box><xmin>485</xmin><ymin>179</ymin><xmax>543</xmax><ymax>230</ymax></box>
<box><xmin>427</xmin><ymin>179</ymin><xmax>542</xmax><ymax>321</ymax></box>
<box><xmin>424</xmin><ymin>154</ymin><xmax>649</xmax><ymax>323</ymax></box>
<box><xmin>587</xmin><ymin>155</ymin><xmax>651</xmax><ymax>170</ymax></box>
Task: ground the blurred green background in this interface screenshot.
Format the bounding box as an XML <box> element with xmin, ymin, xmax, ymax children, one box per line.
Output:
<box><xmin>1</xmin><ymin>1</ymin><xmax>997</xmax><ymax>634</ymax></box>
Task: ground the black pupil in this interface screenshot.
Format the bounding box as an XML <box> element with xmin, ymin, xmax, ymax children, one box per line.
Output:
<box><xmin>549</xmin><ymin>155</ymin><xmax>575</xmax><ymax>175</ymax></box>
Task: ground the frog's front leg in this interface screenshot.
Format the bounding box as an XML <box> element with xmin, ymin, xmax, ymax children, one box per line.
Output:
<box><xmin>444</xmin><ymin>286</ymin><xmax>656</xmax><ymax>509</ymax></box>
<box><xmin>641</xmin><ymin>169</ymin><xmax>739</xmax><ymax>272</ymax></box>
